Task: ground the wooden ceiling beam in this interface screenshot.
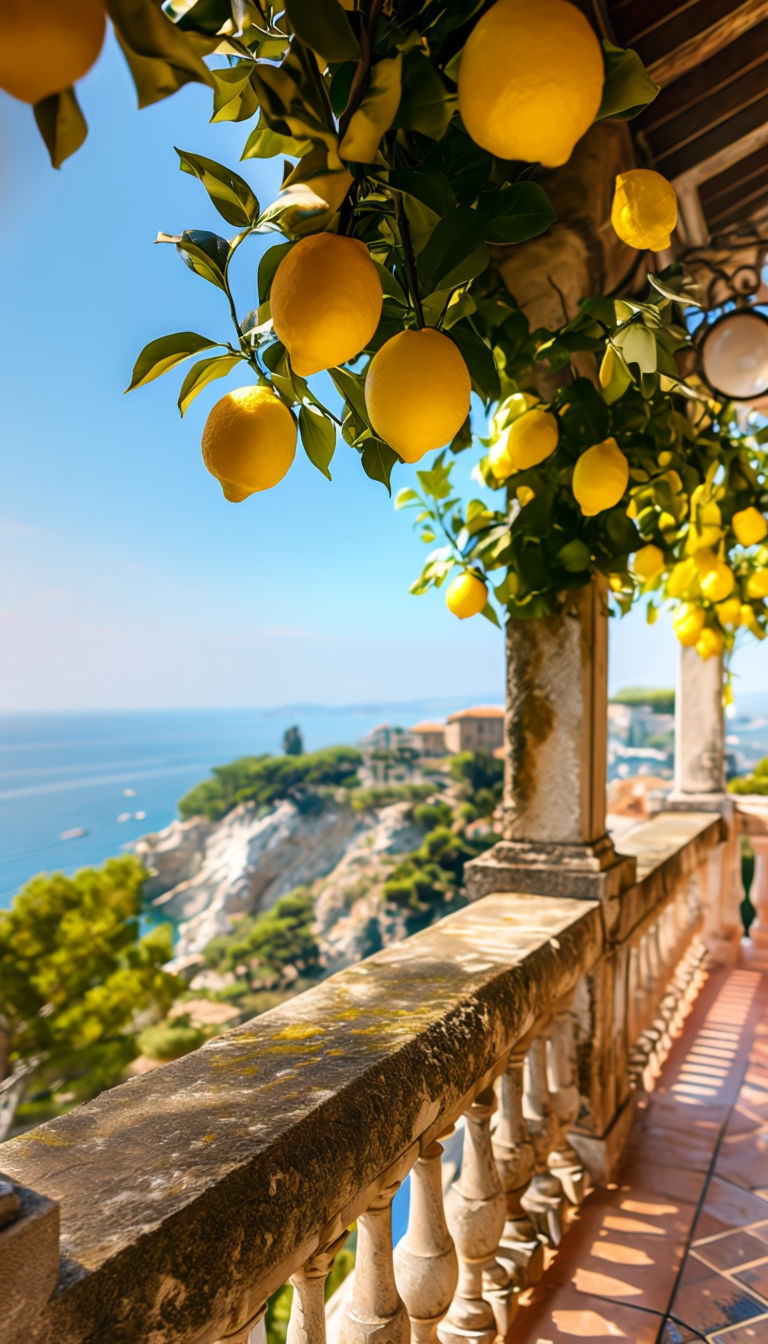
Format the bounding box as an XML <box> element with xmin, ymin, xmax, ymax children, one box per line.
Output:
<box><xmin>647</xmin><ymin>0</ymin><xmax>768</xmax><ymax>87</ymax></box>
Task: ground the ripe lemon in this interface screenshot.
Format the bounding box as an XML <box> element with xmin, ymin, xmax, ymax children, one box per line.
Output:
<box><xmin>270</xmin><ymin>233</ymin><xmax>383</xmax><ymax>377</ymax></box>
<box><xmin>686</xmin><ymin>499</ymin><xmax>722</xmax><ymax>552</ymax></box>
<box><xmin>747</xmin><ymin>570</ymin><xmax>768</xmax><ymax>600</ymax></box>
<box><xmin>716</xmin><ymin>598</ymin><xmax>742</xmax><ymax>628</ymax></box>
<box><xmin>632</xmin><ymin>544</ymin><xmax>665</xmax><ymax>581</ymax></box>
<box><xmin>491</xmin><ymin>392</ymin><xmax>539</xmax><ymax>436</ymax></box>
<box><xmin>517</xmin><ymin>485</ymin><xmax>535</xmax><ymax>507</ymax></box>
<box><xmin>741</xmin><ymin>605</ymin><xmax>767</xmax><ymax>639</ymax></box>
<box><xmin>666</xmin><ymin>558</ymin><xmax>699</xmax><ymax>599</ymax></box>
<box><xmin>0</xmin><ymin>0</ymin><xmax>106</xmax><ymax>103</ymax></box>
<box><xmin>673</xmin><ymin>603</ymin><xmax>705</xmax><ymax>647</ymax></box>
<box><xmin>365</xmin><ymin>328</ymin><xmax>471</xmax><ymax>463</ymax></box>
<box><xmin>503</xmin><ymin>408</ymin><xmax>558</xmax><ymax>471</ymax></box>
<box><xmin>458</xmin><ymin>0</ymin><xmax>603</xmax><ymax>167</ymax></box>
<box><xmin>489</xmin><ymin>437</ymin><xmax>514</xmax><ymax>482</ymax></box>
<box><xmin>611</xmin><ymin>170</ymin><xmax>678</xmax><ymax>251</ymax></box>
<box><xmin>599</xmin><ymin>345</ymin><xmax>631</xmax><ymax>404</ymax></box>
<box><xmin>201</xmin><ymin>386</ymin><xmax>296</xmax><ymax>501</ymax></box>
<box><xmin>700</xmin><ymin>560</ymin><xmax>734</xmax><ymax>603</ymax></box>
<box><xmin>733</xmin><ymin>506</ymin><xmax>768</xmax><ymax>547</ymax></box>
<box><xmin>572</xmin><ymin>437</ymin><xmax>629</xmax><ymax>516</ymax></box>
<box><xmin>446</xmin><ymin>572</ymin><xmax>488</xmax><ymax>619</ymax></box>
<box><xmin>696</xmin><ymin>627</ymin><xmax>724</xmax><ymax>660</ymax></box>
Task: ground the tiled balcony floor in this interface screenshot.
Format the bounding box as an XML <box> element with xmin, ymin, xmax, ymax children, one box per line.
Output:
<box><xmin>507</xmin><ymin>945</ymin><xmax>768</xmax><ymax>1343</ymax></box>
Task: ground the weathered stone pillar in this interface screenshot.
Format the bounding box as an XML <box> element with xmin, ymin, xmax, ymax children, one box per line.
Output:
<box><xmin>0</xmin><ymin>1176</ymin><xmax>60</xmax><ymax>1344</ymax></box>
<box><xmin>465</xmin><ymin>580</ymin><xmax>635</xmax><ymax>913</ymax></box>
<box><xmin>669</xmin><ymin>649</ymin><xmax>742</xmax><ymax>965</ymax></box>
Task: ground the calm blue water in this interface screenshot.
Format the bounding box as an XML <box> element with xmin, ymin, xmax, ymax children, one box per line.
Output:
<box><xmin>0</xmin><ymin>702</ymin><xmax>494</xmax><ymax>907</ymax></box>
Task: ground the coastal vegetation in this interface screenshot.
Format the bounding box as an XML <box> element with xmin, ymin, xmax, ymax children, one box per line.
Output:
<box><xmin>611</xmin><ymin>687</ymin><xmax>675</xmax><ymax>715</ymax></box>
<box><xmin>178</xmin><ymin>745</ymin><xmax>363</xmax><ymax>820</ymax></box>
<box><xmin>0</xmin><ymin>856</ymin><xmax>181</xmax><ymax>1140</ymax></box>
<box><xmin>730</xmin><ymin>757</ymin><xmax>768</xmax><ymax>797</ymax></box>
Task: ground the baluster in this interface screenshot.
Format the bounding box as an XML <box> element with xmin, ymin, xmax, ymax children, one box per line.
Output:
<box><xmin>750</xmin><ymin>837</ymin><xmax>768</xmax><ymax>952</ymax></box>
<box><xmin>546</xmin><ymin>1013</ymin><xmax>589</xmax><ymax>1206</ymax></box>
<box><xmin>340</xmin><ymin>1183</ymin><xmax>409</xmax><ymax>1344</ymax></box>
<box><xmin>492</xmin><ymin>1054</ymin><xmax>544</xmax><ymax>1288</ymax></box>
<box><xmin>440</xmin><ymin>1087</ymin><xmax>508</xmax><ymax>1344</ymax></box>
<box><xmin>288</xmin><ymin>1235</ymin><xmax>347</xmax><ymax>1344</ymax></box>
<box><xmin>521</xmin><ymin>1036</ymin><xmax>564</xmax><ymax>1246</ymax></box>
<box><xmin>394</xmin><ymin>1139</ymin><xmax>458</xmax><ymax>1344</ymax></box>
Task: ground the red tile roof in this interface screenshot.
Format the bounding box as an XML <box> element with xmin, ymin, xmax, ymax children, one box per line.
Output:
<box><xmin>410</xmin><ymin>721</ymin><xmax>447</xmax><ymax>733</ymax></box>
<box><xmin>446</xmin><ymin>706</ymin><xmax>504</xmax><ymax>721</ymax></box>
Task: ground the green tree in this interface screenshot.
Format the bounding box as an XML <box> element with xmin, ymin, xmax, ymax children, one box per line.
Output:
<box><xmin>450</xmin><ymin>752</ymin><xmax>504</xmax><ymax>814</ymax></box>
<box><xmin>178</xmin><ymin>746</ymin><xmax>362</xmax><ymax>820</ymax></box>
<box><xmin>0</xmin><ymin>856</ymin><xmax>181</xmax><ymax>1140</ymax></box>
<box><xmin>204</xmin><ymin>890</ymin><xmax>320</xmax><ymax>990</ymax></box>
<box><xmin>282</xmin><ymin>725</ymin><xmax>304</xmax><ymax>756</ymax></box>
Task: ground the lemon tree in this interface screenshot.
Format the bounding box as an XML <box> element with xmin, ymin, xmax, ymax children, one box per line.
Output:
<box><xmin>110</xmin><ymin>0</ymin><xmax>768</xmax><ymax>661</ymax></box>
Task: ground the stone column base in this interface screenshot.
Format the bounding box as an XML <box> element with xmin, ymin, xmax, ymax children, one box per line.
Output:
<box><xmin>567</xmin><ymin>1095</ymin><xmax>636</xmax><ymax>1186</ymax></box>
<box><xmin>464</xmin><ymin>836</ymin><xmax>637</xmax><ymax>906</ymax></box>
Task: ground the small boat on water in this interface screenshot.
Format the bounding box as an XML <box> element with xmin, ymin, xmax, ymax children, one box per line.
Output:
<box><xmin>134</xmin><ymin>811</ymin><xmax>146</xmax><ymax>821</ymax></box>
<box><xmin>123</xmin><ymin>788</ymin><xmax>136</xmax><ymax>797</ymax></box>
<box><xmin>117</xmin><ymin>812</ymin><xmax>131</xmax><ymax>823</ymax></box>
<box><xmin>60</xmin><ymin>827</ymin><xmax>87</xmax><ymax>840</ymax></box>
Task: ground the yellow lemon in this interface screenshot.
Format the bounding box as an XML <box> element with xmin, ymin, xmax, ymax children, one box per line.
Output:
<box><xmin>747</xmin><ymin>570</ymin><xmax>768</xmax><ymax>600</ymax></box>
<box><xmin>491</xmin><ymin>391</ymin><xmax>539</xmax><ymax>436</ymax></box>
<box><xmin>659</xmin><ymin>511</ymin><xmax>678</xmax><ymax>535</ymax></box>
<box><xmin>611</xmin><ymin>170</ymin><xmax>678</xmax><ymax>251</ymax></box>
<box><xmin>632</xmin><ymin>544</ymin><xmax>665</xmax><ymax>581</ymax></box>
<box><xmin>741</xmin><ymin>605</ymin><xmax>767</xmax><ymax>639</ymax></box>
<box><xmin>489</xmin><ymin>437</ymin><xmax>514</xmax><ymax>482</ymax></box>
<box><xmin>270</xmin><ymin>233</ymin><xmax>383</xmax><ymax>377</ymax></box>
<box><xmin>696</xmin><ymin>627</ymin><xmax>724</xmax><ymax>660</ymax></box>
<box><xmin>457</xmin><ymin>0</ymin><xmax>604</xmax><ymax>167</ymax></box>
<box><xmin>626</xmin><ymin>497</ymin><xmax>638</xmax><ymax>520</ymax></box>
<box><xmin>517</xmin><ymin>485</ymin><xmax>535</xmax><ymax>507</ymax></box>
<box><xmin>445</xmin><ymin>572</ymin><xmax>488</xmax><ymax>619</ymax></box>
<box><xmin>365</xmin><ymin>328</ymin><xmax>471</xmax><ymax>463</ymax></box>
<box><xmin>0</xmin><ymin>0</ymin><xmax>105</xmax><ymax>103</ymax></box>
<box><xmin>733</xmin><ymin>506</ymin><xmax>768</xmax><ymax>547</ymax></box>
<box><xmin>201</xmin><ymin>386</ymin><xmax>297</xmax><ymax>501</ymax></box>
<box><xmin>716</xmin><ymin>598</ymin><xmax>742</xmax><ymax>628</ymax></box>
<box><xmin>572</xmin><ymin>437</ymin><xmax>629</xmax><ymax>516</ymax></box>
<box><xmin>503</xmin><ymin>408</ymin><xmax>559</xmax><ymax>470</ymax></box>
<box><xmin>686</xmin><ymin>499</ymin><xmax>723</xmax><ymax>552</ymax></box>
<box><xmin>666</xmin><ymin>558</ymin><xmax>699</xmax><ymax>599</ymax></box>
<box><xmin>609</xmin><ymin>575</ymin><xmax>625</xmax><ymax>593</ymax></box>
<box><xmin>673</xmin><ymin>603</ymin><xmax>705</xmax><ymax>647</ymax></box>
<box><xmin>598</xmin><ymin>345</ymin><xmax>631</xmax><ymax>404</ymax></box>
<box><xmin>700</xmin><ymin>560</ymin><xmax>735</xmax><ymax>603</ymax></box>
<box><xmin>658</xmin><ymin>450</ymin><xmax>673</xmax><ymax>468</ymax></box>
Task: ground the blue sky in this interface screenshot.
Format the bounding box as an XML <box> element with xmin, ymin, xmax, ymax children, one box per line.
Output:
<box><xmin>1</xmin><ymin>32</ymin><xmax>766</xmax><ymax>710</ymax></box>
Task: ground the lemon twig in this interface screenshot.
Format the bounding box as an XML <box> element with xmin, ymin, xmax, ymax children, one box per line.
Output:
<box><xmin>395</xmin><ymin>195</ymin><xmax>425</xmax><ymax>329</ymax></box>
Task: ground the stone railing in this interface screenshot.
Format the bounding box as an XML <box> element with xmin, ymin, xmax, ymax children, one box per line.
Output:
<box><xmin>736</xmin><ymin>796</ymin><xmax>768</xmax><ymax>956</ymax></box>
<box><xmin>0</xmin><ymin>811</ymin><xmax>726</xmax><ymax>1344</ymax></box>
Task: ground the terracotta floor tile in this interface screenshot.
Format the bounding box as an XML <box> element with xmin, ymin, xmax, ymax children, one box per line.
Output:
<box><xmin>615</xmin><ymin>1158</ymin><xmax>706</xmax><ymax>1206</ymax></box>
<box><xmin>709</xmin><ymin>1315</ymin><xmax>768</xmax><ymax>1342</ymax></box>
<box><xmin>734</xmin><ymin>1259</ymin><xmax>768</xmax><ymax>1304</ymax></box>
<box><xmin>694</xmin><ymin>1231</ymin><xmax>768</xmax><ymax>1272</ymax></box>
<box><xmin>659</xmin><ymin>1325</ymin><xmax>697</xmax><ymax>1344</ymax></box>
<box><xmin>716</xmin><ymin>1136</ymin><xmax>768</xmax><ymax>1194</ymax></box>
<box><xmin>700</xmin><ymin>1178</ymin><xmax>768</xmax><ymax>1232</ymax></box>
<box><xmin>623</xmin><ymin>1122</ymin><xmax>720</xmax><ymax>1173</ymax></box>
<box><xmin>724</xmin><ymin>1108</ymin><xmax>766</xmax><ymax>1139</ymax></box>
<box><xmin>676</xmin><ymin>1250</ymin><xmax>716</xmax><ymax>1286</ymax></box>
<box><xmin>506</xmin><ymin>1285</ymin><xmax>662</xmax><ymax>1342</ymax></box>
<box><xmin>669</xmin><ymin>1269</ymin><xmax>767</xmax><ymax>1334</ymax></box>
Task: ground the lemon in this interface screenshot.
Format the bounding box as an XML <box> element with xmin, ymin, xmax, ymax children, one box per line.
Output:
<box><xmin>741</xmin><ymin>605</ymin><xmax>767</xmax><ymax>639</ymax></box>
<box><xmin>666</xmin><ymin>558</ymin><xmax>699</xmax><ymax>599</ymax></box>
<box><xmin>686</xmin><ymin>499</ymin><xmax>723</xmax><ymax>552</ymax></box>
<box><xmin>733</xmin><ymin>506</ymin><xmax>768</xmax><ymax>547</ymax></box>
<box><xmin>747</xmin><ymin>570</ymin><xmax>768</xmax><ymax>600</ymax></box>
<box><xmin>611</xmin><ymin>170</ymin><xmax>678</xmax><ymax>251</ymax></box>
<box><xmin>700</xmin><ymin>560</ymin><xmax>735</xmax><ymax>603</ymax></box>
<box><xmin>446</xmin><ymin>572</ymin><xmax>488</xmax><ymax>619</ymax></box>
<box><xmin>365</xmin><ymin>328</ymin><xmax>471</xmax><ymax>463</ymax></box>
<box><xmin>517</xmin><ymin>485</ymin><xmax>535</xmax><ymax>507</ymax></box>
<box><xmin>696</xmin><ymin>627</ymin><xmax>724</xmax><ymax>660</ymax></box>
<box><xmin>632</xmin><ymin>544</ymin><xmax>665</xmax><ymax>581</ymax></box>
<box><xmin>270</xmin><ymin>233</ymin><xmax>383</xmax><ymax>377</ymax></box>
<box><xmin>716</xmin><ymin>598</ymin><xmax>742</xmax><ymax>628</ymax></box>
<box><xmin>491</xmin><ymin>392</ymin><xmax>539</xmax><ymax>436</ymax></box>
<box><xmin>201</xmin><ymin>386</ymin><xmax>297</xmax><ymax>501</ymax></box>
<box><xmin>489</xmin><ymin>437</ymin><xmax>514</xmax><ymax>482</ymax></box>
<box><xmin>503</xmin><ymin>408</ymin><xmax>559</xmax><ymax>471</ymax></box>
<box><xmin>598</xmin><ymin>345</ymin><xmax>631</xmax><ymax>404</ymax></box>
<box><xmin>673</xmin><ymin>603</ymin><xmax>705</xmax><ymax>647</ymax></box>
<box><xmin>572</xmin><ymin>437</ymin><xmax>629</xmax><ymax>516</ymax></box>
<box><xmin>0</xmin><ymin>0</ymin><xmax>105</xmax><ymax>103</ymax></box>
<box><xmin>659</xmin><ymin>511</ymin><xmax>677</xmax><ymax>535</ymax></box>
<box><xmin>458</xmin><ymin>0</ymin><xmax>604</xmax><ymax>167</ymax></box>
<box><xmin>609</xmin><ymin>575</ymin><xmax>625</xmax><ymax>593</ymax></box>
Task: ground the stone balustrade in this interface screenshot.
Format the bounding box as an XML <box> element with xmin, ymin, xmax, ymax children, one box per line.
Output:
<box><xmin>0</xmin><ymin>811</ymin><xmax>726</xmax><ymax>1344</ymax></box>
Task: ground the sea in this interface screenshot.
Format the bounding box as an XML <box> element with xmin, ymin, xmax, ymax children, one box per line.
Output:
<box><xmin>0</xmin><ymin>700</ymin><xmax>501</xmax><ymax>908</ymax></box>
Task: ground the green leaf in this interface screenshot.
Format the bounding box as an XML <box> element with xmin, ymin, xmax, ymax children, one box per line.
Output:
<box><xmin>395</xmin><ymin>488</ymin><xmax>421</xmax><ymax>509</ymax></box>
<box><xmin>329</xmin><ymin>367</ymin><xmax>370</xmax><ymax>426</ymax></box>
<box><xmin>283</xmin><ymin>0</ymin><xmax>360</xmax><ymax>62</ymax></box>
<box><xmin>395</xmin><ymin>50</ymin><xmax>454</xmax><ymax>140</ymax></box>
<box><xmin>258</xmin><ymin>242</ymin><xmax>293</xmax><ymax>302</ymax></box>
<box><xmin>156</xmin><ymin>229</ymin><xmax>231</xmax><ymax>290</ymax></box>
<box><xmin>597</xmin><ymin>41</ymin><xmax>659</xmax><ymax>121</ymax></box>
<box><xmin>211</xmin><ymin>65</ymin><xmax>258</xmax><ymax>124</ymax></box>
<box><xmin>108</xmin><ymin>0</ymin><xmax>213</xmax><ymax>108</ymax></box>
<box><xmin>340</xmin><ymin>55</ymin><xmax>403</xmax><ymax>164</ymax></box>
<box><xmin>480</xmin><ymin>602</ymin><xmax>501</xmax><ymax>628</ymax></box>
<box><xmin>483</xmin><ymin>183</ymin><xmax>555</xmax><ymax>245</ymax></box>
<box><xmin>241</xmin><ymin>117</ymin><xmax>311</xmax><ymax>160</ymax></box>
<box><xmin>419</xmin><ymin>207</ymin><xmax>489</xmax><ymax>292</ymax></box>
<box><xmin>177</xmin><ymin>353</ymin><xmax>242</xmax><ymax>415</ymax></box>
<box><xmin>33</xmin><ymin>88</ymin><xmax>87</xmax><ymax>169</ymax></box>
<box><xmin>126</xmin><ymin>332</ymin><xmax>221</xmax><ymax>392</ymax></box>
<box><xmin>449</xmin><ymin>325</ymin><xmax>500</xmax><ymax>402</ymax></box>
<box><xmin>616</xmin><ymin>324</ymin><xmax>657</xmax><ymax>375</ymax></box>
<box><xmin>361</xmin><ymin>440</ymin><xmax>399</xmax><ymax>492</ymax></box>
<box><xmin>299</xmin><ymin>406</ymin><xmax>336</xmax><ymax>479</ymax></box>
<box><xmin>176</xmin><ymin>148</ymin><xmax>259</xmax><ymax>227</ymax></box>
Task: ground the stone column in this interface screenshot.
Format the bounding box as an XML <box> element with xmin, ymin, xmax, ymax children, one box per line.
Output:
<box><xmin>0</xmin><ymin>1177</ymin><xmax>60</xmax><ymax>1344</ymax></box>
<box><xmin>672</xmin><ymin>648</ymin><xmax>726</xmax><ymax>799</ymax></box>
<box><xmin>748</xmin><ymin>835</ymin><xmax>768</xmax><ymax>956</ymax></box>
<box><xmin>465</xmin><ymin>579</ymin><xmax>635</xmax><ymax>912</ymax></box>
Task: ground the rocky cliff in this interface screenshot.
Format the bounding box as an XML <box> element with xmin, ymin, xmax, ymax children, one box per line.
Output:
<box><xmin>135</xmin><ymin>796</ymin><xmax>423</xmax><ymax>959</ymax></box>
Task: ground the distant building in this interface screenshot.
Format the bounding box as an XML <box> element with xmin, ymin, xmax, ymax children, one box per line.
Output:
<box><xmin>445</xmin><ymin>706</ymin><xmax>504</xmax><ymax>754</ymax></box>
<box><xmin>410</xmin><ymin>721</ymin><xmax>448</xmax><ymax>756</ymax></box>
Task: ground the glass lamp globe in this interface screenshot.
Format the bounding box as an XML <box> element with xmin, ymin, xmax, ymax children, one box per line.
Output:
<box><xmin>701</xmin><ymin>309</ymin><xmax>768</xmax><ymax>400</ymax></box>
